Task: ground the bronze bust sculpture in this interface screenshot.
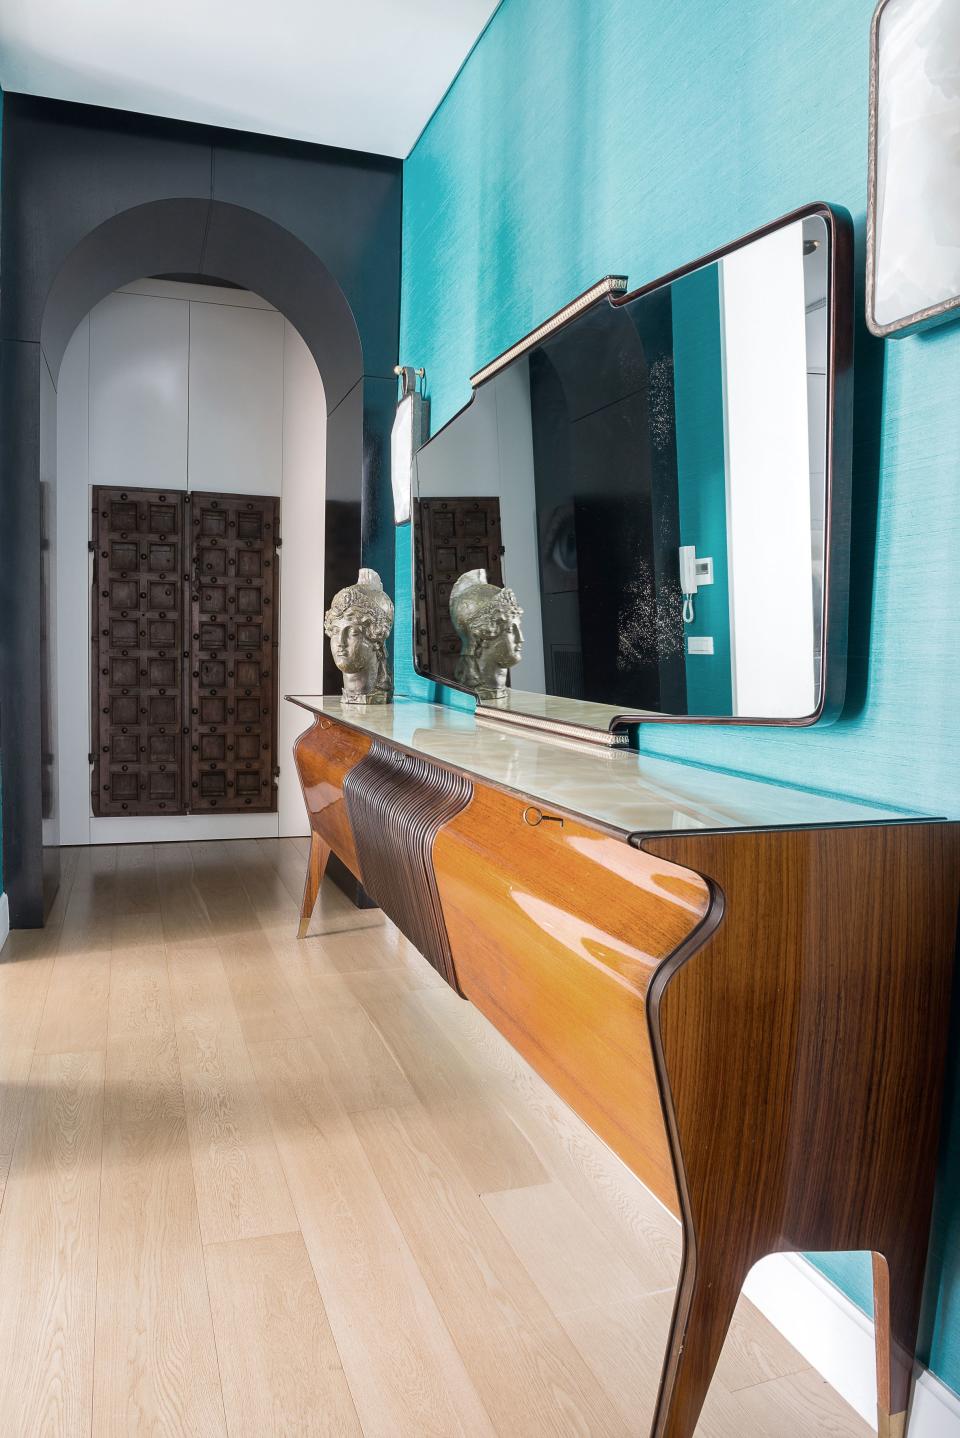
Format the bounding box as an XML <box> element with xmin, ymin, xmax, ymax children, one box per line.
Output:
<box><xmin>449</xmin><ymin>568</ymin><xmax>524</xmax><ymax>702</ymax></box>
<box><xmin>324</xmin><ymin>568</ymin><xmax>394</xmax><ymax>704</ymax></box>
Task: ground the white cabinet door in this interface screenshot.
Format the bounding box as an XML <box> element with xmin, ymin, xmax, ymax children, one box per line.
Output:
<box><xmin>90</xmin><ymin>292</ymin><xmax>189</xmax><ymax>491</ymax></box>
<box><xmin>188</xmin><ymin>303</ymin><xmax>284</xmax><ymax>496</ymax></box>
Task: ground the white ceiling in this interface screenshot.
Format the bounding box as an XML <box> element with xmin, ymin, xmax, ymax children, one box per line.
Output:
<box><xmin>0</xmin><ymin>0</ymin><xmax>500</xmax><ymax>158</ymax></box>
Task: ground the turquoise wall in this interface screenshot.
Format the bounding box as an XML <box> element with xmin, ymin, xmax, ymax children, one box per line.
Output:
<box><xmin>397</xmin><ymin>0</ymin><xmax>960</xmax><ymax>1391</ymax></box>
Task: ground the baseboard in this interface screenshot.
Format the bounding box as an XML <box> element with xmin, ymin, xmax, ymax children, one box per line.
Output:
<box><xmin>744</xmin><ymin>1252</ymin><xmax>960</xmax><ymax>1435</ymax></box>
<box><xmin>0</xmin><ymin>892</ymin><xmax>8</xmax><ymax>954</ymax></box>
<box><xmin>88</xmin><ymin>813</ymin><xmax>280</xmax><ymax>843</ymax></box>
<box><xmin>911</xmin><ymin>1369</ymin><xmax>960</xmax><ymax>1434</ymax></box>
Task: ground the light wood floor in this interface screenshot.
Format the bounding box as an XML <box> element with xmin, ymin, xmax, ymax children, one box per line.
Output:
<box><xmin>0</xmin><ymin>838</ymin><xmax>872</xmax><ymax>1436</ymax></box>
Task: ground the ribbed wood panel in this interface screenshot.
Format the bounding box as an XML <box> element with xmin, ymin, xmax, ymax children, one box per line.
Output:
<box><xmin>344</xmin><ymin>738</ymin><xmax>472</xmax><ymax>990</ymax></box>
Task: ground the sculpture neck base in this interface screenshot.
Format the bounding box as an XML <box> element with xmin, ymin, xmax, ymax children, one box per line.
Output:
<box><xmin>341</xmin><ymin>688</ymin><xmax>392</xmax><ymax>706</ymax></box>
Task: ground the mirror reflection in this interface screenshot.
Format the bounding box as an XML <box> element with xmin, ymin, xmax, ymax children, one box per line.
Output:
<box><xmin>414</xmin><ymin>213</ymin><xmax>831</xmax><ymax>721</ymax></box>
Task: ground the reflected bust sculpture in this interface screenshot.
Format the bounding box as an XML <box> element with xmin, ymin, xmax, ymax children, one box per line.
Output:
<box><xmin>324</xmin><ymin>568</ymin><xmax>394</xmax><ymax>704</ymax></box>
<box><xmin>450</xmin><ymin>568</ymin><xmax>524</xmax><ymax>702</ymax></box>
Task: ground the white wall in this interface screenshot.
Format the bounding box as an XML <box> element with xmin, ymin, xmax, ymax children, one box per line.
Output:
<box><xmin>803</xmin><ymin>217</ymin><xmax>830</xmax><ymax>676</ymax></box>
<box><xmin>720</xmin><ymin>220</ymin><xmax>816</xmax><ymax>718</ymax></box>
<box><xmin>413</xmin><ymin>366</ymin><xmax>546</xmax><ymax>692</ymax></box>
<box><xmin>277</xmin><ymin>320</ymin><xmax>327</xmax><ymax>834</ymax></box>
<box><xmin>56</xmin><ymin>278</ymin><xmax>326</xmax><ymax>844</ymax></box>
<box><xmin>492</xmin><ymin>364</ymin><xmax>546</xmax><ymax>692</ymax></box>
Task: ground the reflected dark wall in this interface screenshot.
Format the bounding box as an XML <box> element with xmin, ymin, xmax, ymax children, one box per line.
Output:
<box><xmin>530</xmin><ymin>295</ymin><xmax>687</xmax><ymax>712</ymax></box>
<box><xmin>529</xmin><ymin>351</ymin><xmax>582</xmax><ymax>694</ymax></box>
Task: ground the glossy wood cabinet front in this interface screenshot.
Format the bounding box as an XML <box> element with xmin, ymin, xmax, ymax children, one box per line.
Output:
<box><xmin>433</xmin><ymin>784</ymin><xmax>709</xmax><ymax>1215</ymax></box>
<box><xmin>293</xmin><ymin>717</ymin><xmax>370</xmax><ymax>880</ymax></box>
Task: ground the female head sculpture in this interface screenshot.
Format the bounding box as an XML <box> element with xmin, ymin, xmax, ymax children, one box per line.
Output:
<box><xmin>323</xmin><ymin>568</ymin><xmax>394</xmax><ymax>704</ymax></box>
<box><xmin>449</xmin><ymin>568</ymin><xmax>524</xmax><ymax>702</ymax></box>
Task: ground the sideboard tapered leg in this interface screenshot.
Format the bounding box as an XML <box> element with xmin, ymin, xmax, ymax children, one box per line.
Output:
<box><xmin>298</xmin><ymin>830</ymin><xmax>330</xmax><ymax>938</ymax></box>
<box><xmin>649</xmin><ymin>1244</ymin><xmax>746</xmax><ymax>1438</ymax></box>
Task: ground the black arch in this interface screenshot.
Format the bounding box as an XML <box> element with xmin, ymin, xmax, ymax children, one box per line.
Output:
<box><xmin>0</xmin><ymin>95</ymin><xmax>401</xmax><ymax>925</ymax></box>
<box><xmin>40</xmin><ymin>198</ymin><xmax>363</xmax><ymax>403</ymax></box>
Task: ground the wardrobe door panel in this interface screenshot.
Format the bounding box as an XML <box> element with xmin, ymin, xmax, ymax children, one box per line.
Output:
<box><xmin>89</xmin><ymin>293</ymin><xmax>189</xmax><ymax>493</ymax></box>
<box><xmin>187</xmin><ymin>303</ymin><xmax>283</xmax><ymax>496</ymax></box>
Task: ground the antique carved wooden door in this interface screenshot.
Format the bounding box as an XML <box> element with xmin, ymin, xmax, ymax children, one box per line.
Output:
<box><xmin>187</xmin><ymin>492</ymin><xmax>279</xmax><ymax>813</ymax></box>
<box><xmin>91</xmin><ymin>488</ymin><xmax>188</xmax><ymax>815</ymax></box>
<box><xmin>91</xmin><ymin>486</ymin><xmax>280</xmax><ymax>817</ymax></box>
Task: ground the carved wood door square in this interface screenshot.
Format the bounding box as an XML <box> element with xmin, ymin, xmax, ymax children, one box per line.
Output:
<box><xmin>91</xmin><ymin>486</ymin><xmax>280</xmax><ymax>817</ymax></box>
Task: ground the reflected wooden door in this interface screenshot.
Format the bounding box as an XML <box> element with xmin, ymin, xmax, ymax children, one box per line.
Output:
<box><xmin>415</xmin><ymin>496</ymin><xmax>504</xmax><ymax>683</ymax></box>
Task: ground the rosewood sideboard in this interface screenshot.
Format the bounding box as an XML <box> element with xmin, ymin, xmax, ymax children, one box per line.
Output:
<box><xmin>288</xmin><ymin>694</ymin><xmax>959</xmax><ymax>1438</ymax></box>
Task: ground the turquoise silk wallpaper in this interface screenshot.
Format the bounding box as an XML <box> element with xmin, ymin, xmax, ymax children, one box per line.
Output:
<box><xmin>394</xmin><ymin>0</ymin><xmax>960</xmax><ymax>1392</ymax></box>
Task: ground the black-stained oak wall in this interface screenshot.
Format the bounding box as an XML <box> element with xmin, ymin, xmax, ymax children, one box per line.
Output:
<box><xmin>0</xmin><ymin>94</ymin><xmax>402</xmax><ymax>923</ymax></box>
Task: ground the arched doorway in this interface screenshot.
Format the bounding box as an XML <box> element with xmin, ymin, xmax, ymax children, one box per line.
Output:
<box><xmin>54</xmin><ymin>273</ymin><xmax>328</xmax><ymax>845</ymax></box>
<box><xmin>40</xmin><ymin>199</ymin><xmax>365</xmax><ymax>403</ymax></box>
<box><xmin>0</xmin><ymin>96</ymin><xmax>401</xmax><ymax>925</ymax></box>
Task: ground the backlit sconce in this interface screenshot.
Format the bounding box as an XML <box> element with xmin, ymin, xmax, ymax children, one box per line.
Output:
<box><xmin>391</xmin><ymin>365</ymin><xmax>429</xmax><ymax>524</ymax></box>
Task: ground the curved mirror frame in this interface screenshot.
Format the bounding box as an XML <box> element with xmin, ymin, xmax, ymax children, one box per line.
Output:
<box><xmin>412</xmin><ymin>202</ymin><xmax>854</xmax><ymax>739</ymax></box>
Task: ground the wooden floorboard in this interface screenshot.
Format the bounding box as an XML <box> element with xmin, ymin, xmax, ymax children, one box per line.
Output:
<box><xmin>353</xmin><ymin>1102</ymin><xmax>629</xmax><ymax>1436</ymax></box>
<box><xmin>0</xmin><ymin>837</ymin><xmax>873</xmax><ymax>1437</ymax></box>
<box><xmin>248</xmin><ymin>1035</ymin><xmax>496</xmax><ymax>1437</ymax></box>
<box><xmin>0</xmin><ymin>1049</ymin><xmax>103</xmax><ymax>1438</ymax></box>
<box><xmin>167</xmin><ymin>939</ymin><xmax>299</xmax><ymax>1244</ymax></box>
<box><xmin>94</xmin><ymin>1031</ymin><xmax>228</xmax><ymax>1437</ymax></box>
<box><xmin>204</xmin><ymin>1231</ymin><xmax>362</xmax><ymax>1437</ymax></box>
<box><xmin>350</xmin><ymin>973</ymin><xmax>548</xmax><ymax>1195</ymax></box>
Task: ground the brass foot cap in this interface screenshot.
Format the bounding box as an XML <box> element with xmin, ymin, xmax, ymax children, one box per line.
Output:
<box><xmin>877</xmin><ymin>1411</ymin><xmax>907</xmax><ymax>1438</ymax></box>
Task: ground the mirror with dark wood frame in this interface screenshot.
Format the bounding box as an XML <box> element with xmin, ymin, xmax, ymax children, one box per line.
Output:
<box><xmin>412</xmin><ymin>203</ymin><xmax>853</xmax><ymax>739</ymax></box>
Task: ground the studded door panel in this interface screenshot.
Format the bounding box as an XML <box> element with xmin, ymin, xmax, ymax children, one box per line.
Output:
<box><xmin>92</xmin><ymin>487</ymin><xmax>188</xmax><ymax>816</ymax></box>
<box><xmin>188</xmin><ymin>493</ymin><xmax>280</xmax><ymax>813</ymax></box>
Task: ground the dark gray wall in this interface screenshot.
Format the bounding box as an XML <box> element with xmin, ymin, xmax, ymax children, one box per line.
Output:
<box><xmin>0</xmin><ymin>94</ymin><xmax>402</xmax><ymax>924</ymax></box>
